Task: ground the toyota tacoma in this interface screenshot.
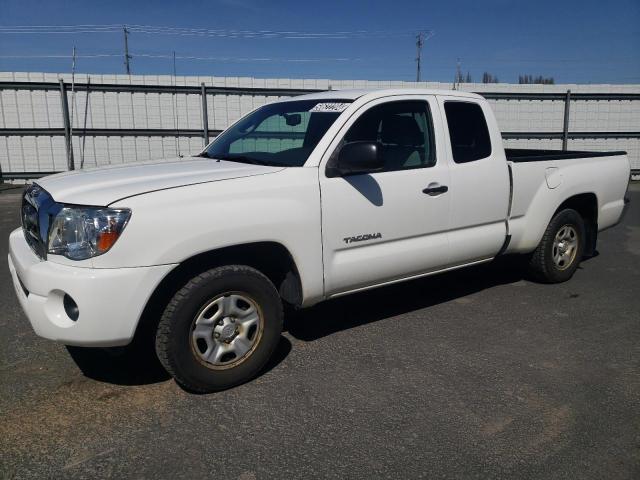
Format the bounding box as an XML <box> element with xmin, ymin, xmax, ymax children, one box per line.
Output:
<box><xmin>8</xmin><ymin>89</ymin><xmax>631</xmax><ymax>392</ymax></box>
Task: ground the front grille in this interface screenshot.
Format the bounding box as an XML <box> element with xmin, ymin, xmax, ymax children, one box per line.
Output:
<box><xmin>21</xmin><ymin>184</ymin><xmax>57</xmax><ymax>260</ymax></box>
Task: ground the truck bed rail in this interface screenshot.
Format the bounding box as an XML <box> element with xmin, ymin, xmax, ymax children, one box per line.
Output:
<box><xmin>505</xmin><ymin>148</ymin><xmax>627</xmax><ymax>163</ymax></box>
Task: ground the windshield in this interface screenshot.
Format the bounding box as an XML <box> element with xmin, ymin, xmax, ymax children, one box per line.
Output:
<box><xmin>201</xmin><ymin>99</ymin><xmax>352</xmax><ymax>167</ymax></box>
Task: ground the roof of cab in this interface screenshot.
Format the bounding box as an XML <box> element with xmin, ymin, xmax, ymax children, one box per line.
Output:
<box><xmin>292</xmin><ymin>88</ymin><xmax>483</xmax><ymax>102</ymax></box>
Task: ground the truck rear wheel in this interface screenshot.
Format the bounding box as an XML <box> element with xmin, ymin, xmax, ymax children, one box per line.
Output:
<box><xmin>155</xmin><ymin>265</ymin><xmax>283</xmax><ymax>393</ymax></box>
<box><xmin>528</xmin><ymin>208</ymin><xmax>586</xmax><ymax>283</ymax></box>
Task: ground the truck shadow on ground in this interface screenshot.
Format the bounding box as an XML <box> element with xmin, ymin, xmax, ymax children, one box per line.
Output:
<box><xmin>66</xmin><ymin>336</ymin><xmax>292</xmax><ymax>387</ymax></box>
<box><xmin>66</xmin><ymin>344</ymin><xmax>171</xmax><ymax>385</ymax></box>
<box><xmin>285</xmin><ymin>255</ymin><xmax>531</xmax><ymax>341</ymax></box>
<box><xmin>65</xmin><ymin>255</ymin><xmax>547</xmax><ymax>387</ymax></box>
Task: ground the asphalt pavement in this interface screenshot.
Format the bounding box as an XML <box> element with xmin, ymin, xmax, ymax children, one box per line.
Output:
<box><xmin>1</xmin><ymin>183</ymin><xmax>639</xmax><ymax>479</ymax></box>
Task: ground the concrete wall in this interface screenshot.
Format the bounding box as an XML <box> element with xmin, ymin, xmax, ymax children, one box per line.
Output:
<box><xmin>1</xmin><ymin>71</ymin><xmax>639</xmax><ymax>174</ymax></box>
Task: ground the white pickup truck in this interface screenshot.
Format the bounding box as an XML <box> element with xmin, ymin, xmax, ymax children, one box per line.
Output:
<box><xmin>9</xmin><ymin>89</ymin><xmax>631</xmax><ymax>392</ymax></box>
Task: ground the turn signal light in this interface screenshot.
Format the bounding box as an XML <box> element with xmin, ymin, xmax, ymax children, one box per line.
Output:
<box><xmin>97</xmin><ymin>231</ymin><xmax>120</xmax><ymax>252</ymax></box>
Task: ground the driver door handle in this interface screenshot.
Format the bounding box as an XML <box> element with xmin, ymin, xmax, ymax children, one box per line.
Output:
<box><xmin>422</xmin><ymin>183</ymin><xmax>449</xmax><ymax>196</ymax></box>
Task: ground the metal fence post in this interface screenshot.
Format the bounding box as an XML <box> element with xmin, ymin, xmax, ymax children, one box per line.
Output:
<box><xmin>58</xmin><ymin>79</ymin><xmax>75</xmax><ymax>170</ymax></box>
<box><xmin>201</xmin><ymin>83</ymin><xmax>209</xmax><ymax>147</ymax></box>
<box><xmin>562</xmin><ymin>89</ymin><xmax>571</xmax><ymax>151</ymax></box>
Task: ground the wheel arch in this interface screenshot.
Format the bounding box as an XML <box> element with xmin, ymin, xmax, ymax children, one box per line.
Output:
<box><xmin>553</xmin><ymin>192</ymin><xmax>598</xmax><ymax>256</ymax></box>
<box><xmin>132</xmin><ymin>241</ymin><xmax>303</xmax><ymax>346</ymax></box>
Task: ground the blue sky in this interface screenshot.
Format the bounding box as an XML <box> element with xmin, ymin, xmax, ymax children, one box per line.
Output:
<box><xmin>0</xmin><ymin>0</ymin><xmax>639</xmax><ymax>83</ymax></box>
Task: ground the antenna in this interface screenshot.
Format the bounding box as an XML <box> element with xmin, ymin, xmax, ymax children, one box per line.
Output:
<box><xmin>172</xmin><ymin>51</ymin><xmax>182</xmax><ymax>157</ymax></box>
<box><xmin>123</xmin><ymin>25</ymin><xmax>132</xmax><ymax>75</ymax></box>
<box><xmin>69</xmin><ymin>46</ymin><xmax>77</xmax><ymax>169</ymax></box>
<box><xmin>80</xmin><ymin>76</ymin><xmax>91</xmax><ymax>168</ymax></box>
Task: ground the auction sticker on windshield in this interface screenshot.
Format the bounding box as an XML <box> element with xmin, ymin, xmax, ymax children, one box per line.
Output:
<box><xmin>310</xmin><ymin>102</ymin><xmax>350</xmax><ymax>113</ymax></box>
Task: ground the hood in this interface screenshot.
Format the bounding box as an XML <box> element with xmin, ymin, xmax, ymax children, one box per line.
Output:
<box><xmin>36</xmin><ymin>157</ymin><xmax>284</xmax><ymax>206</ymax></box>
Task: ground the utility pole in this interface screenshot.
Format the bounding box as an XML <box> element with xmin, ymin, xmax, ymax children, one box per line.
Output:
<box><xmin>414</xmin><ymin>31</ymin><xmax>433</xmax><ymax>83</ymax></box>
<box><xmin>123</xmin><ymin>25</ymin><xmax>132</xmax><ymax>75</ymax></box>
<box><xmin>415</xmin><ymin>32</ymin><xmax>424</xmax><ymax>82</ymax></box>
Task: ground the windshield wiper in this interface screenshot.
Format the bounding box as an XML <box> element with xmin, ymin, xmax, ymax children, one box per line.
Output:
<box><xmin>195</xmin><ymin>151</ymin><xmax>214</xmax><ymax>158</ymax></box>
<box><xmin>212</xmin><ymin>154</ymin><xmax>273</xmax><ymax>166</ymax></box>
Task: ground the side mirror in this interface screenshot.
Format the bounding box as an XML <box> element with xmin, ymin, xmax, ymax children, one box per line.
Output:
<box><xmin>327</xmin><ymin>141</ymin><xmax>384</xmax><ymax>177</ymax></box>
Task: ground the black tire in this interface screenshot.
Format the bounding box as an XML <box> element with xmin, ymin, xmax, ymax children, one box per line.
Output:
<box><xmin>155</xmin><ymin>265</ymin><xmax>283</xmax><ymax>393</ymax></box>
<box><xmin>528</xmin><ymin>208</ymin><xmax>586</xmax><ymax>283</ymax></box>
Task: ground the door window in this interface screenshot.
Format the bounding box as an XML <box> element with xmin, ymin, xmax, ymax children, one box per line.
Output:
<box><xmin>443</xmin><ymin>101</ymin><xmax>492</xmax><ymax>163</ymax></box>
<box><xmin>342</xmin><ymin>100</ymin><xmax>436</xmax><ymax>171</ymax></box>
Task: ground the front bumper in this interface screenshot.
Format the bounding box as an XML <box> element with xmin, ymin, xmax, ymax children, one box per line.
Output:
<box><xmin>8</xmin><ymin>228</ymin><xmax>175</xmax><ymax>346</ymax></box>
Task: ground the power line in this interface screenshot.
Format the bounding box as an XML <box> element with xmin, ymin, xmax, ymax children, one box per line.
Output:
<box><xmin>2</xmin><ymin>52</ymin><xmax>636</xmax><ymax>71</ymax></box>
<box><xmin>0</xmin><ymin>54</ymin><xmax>122</xmax><ymax>58</ymax></box>
<box><xmin>0</xmin><ymin>23</ymin><xmax>123</xmax><ymax>28</ymax></box>
<box><xmin>0</xmin><ymin>23</ymin><xmax>425</xmax><ymax>78</ymax></box>
<box><xmin>134</xmin><ymin>53</ymin><xmax>362</xmax><ymax>62</ymax></box>
<box><xmin>0</xmin><ymin>52</ymin><xmax>364</xmax><ymax>62</ymax></box>
<box><xmin>0</xmin><ymin>23</ymin><xmax>426</xmax><ymax>39</ymax></box>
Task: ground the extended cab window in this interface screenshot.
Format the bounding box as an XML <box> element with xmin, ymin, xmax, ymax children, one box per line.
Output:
<box><xmin>203</xmin><ymin>99</ymin><xmax>352</xmax><ymax>167</ymax></box>
<box><xmin>343</xmin><ymin>100</ymin><xmax>435</xmax><ymax>171</ymax></box>
<box><xmin>444</xmin><ymin>101</ymin><xmax>492</xmax><ymax>163</ymax></box>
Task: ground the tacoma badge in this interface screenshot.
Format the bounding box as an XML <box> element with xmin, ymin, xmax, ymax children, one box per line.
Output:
<box><xmin>343</xmin><ymin>233</ymin><xmax>382</xmax><ymax>244</ymax></box>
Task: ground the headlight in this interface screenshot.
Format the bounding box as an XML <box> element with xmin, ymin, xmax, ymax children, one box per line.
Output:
<box><xmin>48</xmin><ymin>207</ymin><xmax>131</xmax><ymax>260</ymax></box>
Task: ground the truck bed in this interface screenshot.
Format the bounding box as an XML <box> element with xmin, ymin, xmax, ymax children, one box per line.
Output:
<box><xmin>505</xmin><ymin>148</ymin><xmax>627</xmax><ymax>163</ymax></box>
<box><xmin>505</xmin><ymin>149</ymin><xmax>630</xmax><ymax>256</ymax></box>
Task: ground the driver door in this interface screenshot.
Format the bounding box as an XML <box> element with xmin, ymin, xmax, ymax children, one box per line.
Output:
<box><xmin>319</xmin><ymin>96</ymin><xmax>452</xmax><ymax>296</ymax></box>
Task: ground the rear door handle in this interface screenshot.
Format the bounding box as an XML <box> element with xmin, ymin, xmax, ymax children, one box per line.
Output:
<box><xmin>422</xmin><ymin>183</ymin><xmax>448</xmax><ymax>196</ymax></box>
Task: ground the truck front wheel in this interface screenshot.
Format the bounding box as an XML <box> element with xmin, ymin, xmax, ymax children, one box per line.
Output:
<box><xmin>527</xmin><ymin>208</ymin><xmax>586</xmax><ymax>283</ymax></box>
<box><xmin>155</xmin><ymin>265</ymin><xmax>283</xmax><ymax>393</ymax></box>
